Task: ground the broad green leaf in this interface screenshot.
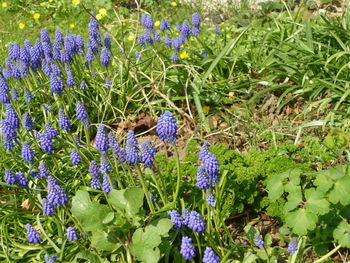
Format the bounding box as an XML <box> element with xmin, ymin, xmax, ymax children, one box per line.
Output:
<box><xmin>267</xmin><ymin>171</ymin><xmax>289</xmax><ymax>201</ymax></box>
<box><xmin>333</xmin><ymin>221</ymin><xmax>350</xmax><ymax>248</ymax></box>
<box><xmin>108</xmin><ymin>188</ymin><xmax>144</xmax><ymax>217</ymax></box>
<box><xmin>244</xmin><ymin>225</ymin><xmax>257</xmax><ymax>245</ymax></box>
<box><xmin>241</xmin><ymin>252</ymin><xmax>258</xmax><ymax>263</ymax></box>
<box><xmin>305</xmin><ymin>188</ymin><xmax>329</xmax><ymax>215</ymax></box>
<box><xmin>130</xmin><ymin>218</ymin><xmax>173</xmax><ymax>263</ymax></box>
<box><xmin>285</xmin><ymin>209</ymin><xmax>317</xmax><ymax>235</ymax></box>
<box><xmin>284</xmin><ymin>190</ymin><xmax>302</xmax><ymax>212</ymax></box>
<box><xmin>73</xmin><ymin>250</ymin><xmax>104</xmax><ymax>263</ymax></box>
<box><xmin>328</xmin><ymin>175</ymin><xmax>350</xmax><ymax>205</ymax></box>
<box><xmin>103</xmin><ymin>212</ymin><xmax>115</xmax><ymax>225</ymax></box>
<box><xmin>71</xmin><ymin>190</ymin><xmax>111</xmax><ymax>232</ymax></box>
<box><xmin>91</xmin><ymin>230</ymin><xmax>121</xmax><ymax>251</ymax></box>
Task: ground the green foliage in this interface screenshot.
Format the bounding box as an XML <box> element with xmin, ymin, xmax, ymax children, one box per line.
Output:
<box><xmin>267</xmin><ymin>165</ymin><xmax>350</xmax><ymax>249</ymax></box>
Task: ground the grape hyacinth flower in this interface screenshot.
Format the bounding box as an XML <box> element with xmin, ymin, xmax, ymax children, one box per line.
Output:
<box><xmin>137</xmin><ymin>34</ymin><xmax>145</xmax><ymax>47</ymax></box>
<box><xmin>100</xmin><ymin>152</ymin><xmax>112</xmax><ymax>174</ymax></box>
<box><xmin>181</xmin><ymin>20</ymin><xmax>191</xmax><ymax>39</ymax></box>
<box><xmin>95</xmin><ymin>125</ymin><xmax>109</xmax><ymax>152</ymax></box>
<box><xmin>26</xmin><ymin>224</ymin><xmax>42</xmax><ymax>244</ymax></box>
<box><xmin>105</xmin><ymin>77</ymin><xmax>111</xmax><ymax>88</ymax></box>
<box><xmin>196</xmin><ymin>166</ymin><xmax>213</xmax><ymax>190</ymax></box>
<box><xmin>89</xmin><ymin>160</ymin><xmax>101</xmax><ymax>189</ymax></box>
<box><xmin>192</xmin><ymin>13</ymin><xmax>201</xmax><ymax>28</ymax></box>
<box><xmin>80</xmin><ymin>80</ymin><xmax>86</xmax><ymax>90</ymax></box>
<box><xmin>25</xmin><ymin>88</ymin><xmax>33</xmax><ymax>102</ymax></box>
<box><xmin>187</xmin><ymin>210</ymin><xmax>206</xmax><ymax>234</ymax></box>
<box><xmin>287</xmin><ymin>237</ymin><xmax>298</xmax><ymax>255</ymax></box>
<box><xmin>141</xmin><ymin>14</ymin><xmax>154</xmax><ymax>30</ymax></box>
<box><xmin>70</xmin><ymin>149</ymin><xmax>81</xmax><ymax>165</ymax></box>
<box><xmin>45</xmin><ymin>123</ymin><xmax>59</xmax><ymax>139</ymax></box>
<box><xmin>11</xmin><ymin>87</ymin><xmax>19</xmax><ymax>100</ymax></box>
<box><xmin>102</xmin><ymin>174</ymin><xmax>111</xmax><ymax>195</ymax></box>
<box><xmin>171</xmin><ymin>53</ymin><xmax>179</xmax><ymax>62</ymax></box>
<box><xmin>172</xmin><ymin>37</ymin><xmax>181</xmax><ymax>52</ymax></box>
<box><xmin>180</xmin><ymin>236</ymin><xmax>196</xmax><ymax>260</ymax></box>
<box><xmin>168</xmin><ymin>210</ymin><xmax>184</xmax><ymax>230</ymax></box>
<box><xmin>153</xmin><ymin>30</ymin><xmax>161</xmax><ymax>42</ymax></box>
<box><xmin>164</xmin><ymin>34</ymin><xmax>171</xmax><ymax>47</ymax></box>
<box><xmin>16</xmin><ymin>172</ymin><xmax>28</xmax><ymax>187</ymax></box>
<box><xmin>182</xmin><ymin>209</ymin><xmax>190</xmax><ymax>225</ymax></box>
<box><xmin>45</xmin><ymin>254</ymin><xmax>58</xmax><ymax>263</ymax></box>
<box><xmin>254</xmin><ymin>234</ymin><xmax>264</xmax><ymax>249</ymax></box>
<box><xmin>202</xmin><ymin>152</ymin><xmax>219</xmax><ymax>182</ymax></box>
<box><xmin>203</xmin><ymin>247</ymin><xmax>220</xmax><ymax>263</ymax></box>
<box><xmin>135</xmin><ymin>51</ymin><xmax>142</xmax><ymax>61</ymax></box>
<box><xmin>4</xmin><ymin>169</ymin><xmax>16</xmax><ymax>185</ymax></box>
<box><xmin>76</xmin><ymin>101</ymin><xmax>89</xmax><ymax>127</ymax></box>
<box><xmin>0</xmin><ymin>77</ymin><xmax>10</xmax><ymax>104</ymax></box>
<box><xmin>201</xmin><ymin>51</ymin><xmax>207</xmax><ymax>57</ymax></box>
<box><xmin>160</xmin><ymin>19</ymin><xmax>171</xmax><ymax>31</ymax></box>
<box><xmin>66</xmin><ymin>227</ymin><xmax>78</xmax><ymax>241</ymax></box>
<box><xmin>5</xmin><ymin>103</ymin><xmax>20</xmax><ymax>130</ymax></box>
<box><xmin>143</xmin><ymin>30</ymin><xmax>153</xmax><ymax>45</ymax></box>
<box><xmin>125</xmin><ymin>130</ymin><xmax>139</xmax><ymax>165</ymax></box>
<box><xmin>47</xmin><ymin>176</ymin><xmax>69</xmax><ymax>207</ymax></box>
<box><xmin>66</xmin><ymin>68</ymin><xmax>75</xmax><ymax>87</ymax></box>
<box><xmin>156</xmin><ymin>111</ymin><xmax>178</xmax><ymax>144</ymax></box>
<box><xmin>39</xmin><ymin>161</ymin><xmax>50</xmax><ymax>178</ymax></box>
<box><xmin>42</xmin><ymin>198</ymin><xmax>55</xmax><ymax>216</ymax></box>
<box><xmin>21</xmin><ymin>141</ymin><xmax>35</xmax><ymax>164</ymax></box>
<box><xmin>100</xmin><ymin>48</ymin><xmax>111</xmax><ymax>68</ymax></box>
<box><xmin>191</xmin><ymin>26</ymin><xmax>200</xmax><ymax>36</ymax></box>
<box><xmin>44</xmin><ymin>104</ymin><xmax>51</xmax><ymax>113</ymax></box>
<box><xmin>50</xmin><ymin>75</ymin><xmax>65</xmax><ymax>95</ymax></box>
<box><xmin>206</xmin><ymin>190</ymin><xmax>215</xmax><ymax>206</ymax></box>
<box><xmin>215</xmin><ymin>26</ymin><xmax>221</xmax><ymax>35</ymax></box>
<box><xmin>58</xmin><ymin>109</ymin><xmax>71</xmax><ymax>131</ymax></box>
<box><xmin>41</xmin><ymin>29</ymin><xmax>51</xmax><ymax>44</ymax></box>
<box><xmin>141</xmin><ymin>140</ymin><xmax>156</xmax><ymax>168</ymax></box>
<box><xmin>39</xmin><ymin>133</ymin><xmax>54</xmax><ymax>154</ymax></box>
<box><xmin>104</xmin><ymin>32</ymin><xmax>111</xmax><ymax>49</ymax></box>
<box><xmin>23</xmin><ymin>112</ymin><xmax>34</xmax><ymax>131</ymax></box>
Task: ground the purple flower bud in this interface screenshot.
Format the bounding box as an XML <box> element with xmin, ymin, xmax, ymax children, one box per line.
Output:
<box><xmin>215</xmin><ymin>26</ymin><xmax>221</xmax><ymax>35</ymax></box>
<box><xmin>41</xmin><ymin>29</ymin><xmax>51</xmax><ymax>44</ymax></box>
<box><xmin>254</xmin><ymin>234</ymin><xmax>264</xmax><ymax>249</ymax></box>
<box><xmin>16</xmin><ymin>172</ymin><xmax>28</xmax><ymax>187</ymax></box>
<box><xmin>143</xmin><ymin>30</ymin><xmax>153</xmax><ymax>45</ymax></box>
<box><xmin>100</xmin><ymin>48</ymin><xmax>111</xmax><ymax>68</ymax></box>
<box><xmin>58</xmin><ymin>109</ymin><xmax>71</xmax><ymax>131</ymax></box>
<box><xmin>45</xmin><ymin>123</ymin><xmax>58</xmax><ymax>139</ymax></box>
<box><xmin>287</xmin><ymin>237</ymin><xmax>298</xmax><ymax>254</ymax></box>
<box><xmin>22</xmin><ymin>141</ymin><xmax>35</xmax><ymax>164</ymax></box>
<box><xmin>5</xmin><ymin>103</ymin><xmax>20</xmax><ymax>130</ymax></box>
<box><xmin>203</xmin><ymin>247</ymin><xmax>220</xmax><ymax>263</ymax></box>
<box><xmin>104</xmin><ymin>32</ymin><xmax>111</xmax><ymax>49</ymax></box>
<box><xmin>26</xmin><ymin>224</ymin><xmax>42</xmax><ymax>244</ymax></box>
<box><xmin>4</xmin><ymin>169</ymin><xmax>16</xmax><ymax>185</ymax></box>
<box><xmin>180</xmin><ymin>236</ymin><xmax>195</xmax><ymax>260</ymax></box>
<box><xmin>70</xmin><ymin>149</ymin><xmax>81</xmax><ymax>165</ymax></box>
<box><xmin>76</xmin><ymin>101</ymin><xmax>89</xmax><ymax>127</ymax></box>
<box><xmin>102</xmin><ymin>174</ymin><xmax>111</xmax><ymax>195</ymax></box>
<box><xmin>125</xmin><ymin>130</ymin><xmax>139</xmax><ymax>165</ymax></box>
<box><xmin>50</xmin><ymin>75</ymin><xmax>65</xmax><ymax>95</ymax></box>
<box><xmin>39</xmin><ymin>161</ymin><xmax>50</xmax><ymax>178</ymax></box>
<box><xmin>168</xmin><ymin>210</ymin><xmax>184</xmax><ymax>230</ymax></box>
<box><xmin>141</xmin><ymin>14</ymin><xmax>154</xmax><ymax>30</ymax></box>
<box><xmin>141</xmin><ymin>140</ymin><xmax>156</xmax><ymax>168</ymax></box>
<box><xmin>67</xmin><ymin>226</ymin><xmax>79</xmax><ymax>241</ymax></box>
<box><xmin>42</xmin><ymin>198</ymin><xmax>55</xmax><ymax>216</ymax></box>
<box><xmin>171</xmin><ymin>53</ymin><xmax>179</xmax><ymax>62</ymax></box>
<box><xmin>192</xmin><ymin>13</ymin><xmax>201</xmax><ymax>28</ymax></box>
<box><xmin>95</xmin><ymin>125</ymin><xmax>109</xmax><ymax>152</ymax></box>
<box><xmin>187</xmin><ymin>210</ymin><xmax>205</xmax><ymax>234</ymax></box>
<box><xmin>156</xmin><ymin>111</ymin><xmax>177</xmax><ymax>144</ymax></box>
<box><xmin>137</xmin><ymin>34</ymin><xmax>145</xmax><ymax>47</ymax></box>
<box><xmin>206</xmin><ymin>190</ymin><xmax>215</xmax><ymax>206</ymax></box>
<box><xmin>160</xmin><ymin>19</ymin><xmax>171</xmax><ymax>31</ymax></box>
<box><xmin>39</xmin><ymin>133</ymin><xmax>54</xmax><ymax>154</ymax></box>
<box><xmin>23</xmin><ymin>112</ymin><xmax>34</xmax><ymax>131</ymax></box>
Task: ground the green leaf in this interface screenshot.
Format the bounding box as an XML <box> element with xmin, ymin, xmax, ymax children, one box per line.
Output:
<box><xmin>334</xmin><ymin>221</ymin><xmax>350</xmax><ymax>248</ymax></box>
<box><xmin>328</xmin><ymin>175</ymin><xmax>350</xmax><ymax>205</ymax></box>
<box><xmin>108</xmin><ymin>188</ymin><xmax>144</xmax><ymax>217</ymax></box>
<box><xmin>267</xmin><ymin>171</ymin><xmax>289</xmax><ymax>201</ymax></box>
<box><xmin>284</xmin><ymin>190</ymin><xmax>302</xmax><ymax>212</ymax></box>
<box><xmin>130</xmin><ymin>218</ymin><xmax>173</xmax><ymax>263</ymax></box>
<box><xmin>71</xmin><ymin>190</ymin><xmax>111</xmax><ymax>232</ymax></box>
<box><xmin>91</xmin><ymin>230</ymin><xmax>121</xmax><ymax>251</ymax></box>
<box><xmin>305</xmin><ymin>188</ymin><xmax>329</xmax><ymax>215</ymax></box>
<box><xmin>285</xmin><ymin>208</ymin><xmax>317</xmax><ymax>235</ymax></box>
<box><xmin>73</xmin><ymin>250</ymin><xmax>105</xmax><ymax>263</ymax></box>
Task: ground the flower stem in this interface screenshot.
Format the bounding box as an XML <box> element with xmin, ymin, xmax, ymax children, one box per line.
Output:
<box><xmin>173</xmin><ymin>145</ymin><xmax>181</xmax><ymax>203</ymax></box>
<box><xmin>136</xmin><ymin>165</ymin><xmax>155</xmax><ymax>213</ymax></box>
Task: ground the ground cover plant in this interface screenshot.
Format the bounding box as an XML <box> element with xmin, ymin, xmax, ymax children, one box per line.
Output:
<box><xmin>1</xmin><ymin>0</ymin><xmax>350</xmax><ymax>262</ymax></box>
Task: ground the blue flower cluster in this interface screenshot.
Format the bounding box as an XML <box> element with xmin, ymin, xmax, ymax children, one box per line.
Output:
<box><xmin>196</xmin><ymin>141</ymin><xmax>220</xmax><ymax>206</ymax></box>
<box><xmin>287</xmin><ymin>237</ymin><xmax>298</xmax><ymax>254</ymax></box>
<box><xmin>136</xmin><ymin>12</ymin><xmax>203</xmax><ymax>61</ymax></box>
<box><xmin>168</xmin><ymin>209</ymin><xmax>206</xmax><ymax>234</ymax></box>
<box><xmin>25</xmin><ymin>224</ymin><xmax>42</xmax><ymax>244</ymax></box>
<box><xmin>254</xmin><ymin>233</ymin><xmax>264</xmax><ymax>249</ymax></box>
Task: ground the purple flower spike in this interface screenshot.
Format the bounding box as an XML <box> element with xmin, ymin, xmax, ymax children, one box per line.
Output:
<box><xmin>125</xmin><ymin>130</ymin><xmax>139</xmax><ymax>165</ymax></box>
<box><xmin>180</xmin><ymin>236</ymin><xmax>196</xmax><ymax>260</ymax></box>
<box><xmin>67</xmin><ymin>226</ymin><xmax>79</xmax><ymax>241</ymax></box>
<box><xmin>21</xmin><ymin>141</ymin><xmax>35</xmax><ymax>164</ymax></box>
<box><xmin>203</xmin><ymin>247</ymin><xmax>220</xmax><ymax>263</ymax></box>
<box><xmin>141</xmin><ymin>140</ymin><xmax>156</xmax><ymax>168</ymax></box>
<box><xmin>168</xmin><ymin>210</ymin><xmax>184</xmax><ymax>230</ymax></box>
<box><xmin>26</xmin><ymin>224</ymin><xmax>42</xmax><ymax>244</ymax></box>
<box><xmin>70</xmin><ymin>149</ymin><xmax>81</xmax><ymax>165</ymax></box>
<box><xmin>95</xmin><ymin>125</ymin><xmax>109</xmax><ymax>152</ymax></box>
<box><xmin>187</xmin><ymin>210</ymin><xmax>206</xmax><ymax>234</ymax></box>
<box><xmin>287</xmin><ymin>237</ymin><xmax>298</xmax><ymax>254</ymax></box>
<box><xmin>254</xmin><ymin>234</ymin><xmax>264</xmax><ymax>249</ymax></box>
<box><xmin>156</xmin><ymin>111</ymin><xmax>177</xmax><ymax>144</ymax></box>
<box><xmin>58</xmin><ymin>109</ymin><xmax>71</xmax><ymax>131</ymax></box>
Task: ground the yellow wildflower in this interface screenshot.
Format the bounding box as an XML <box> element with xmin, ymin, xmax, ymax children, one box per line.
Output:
<box><xmin>154</xmin><ymin>20</ymin><xmax>160</xmax><ymax>27</ymax></box>
<box><xmin>179</xmin><ymin>50</ymin><xmax>189</xmax><ymax>59</ymax></box>
<box><xmin>33</xmin><ymin>13</ymin><xmax>40</xmax><ymax>20</ymax></box>
<box><xmin>99</xmin><ymin>8</ymin><xmax>107</xmax><ymax>16</ymax></box>
<box><xmin>2</xmin><ymin>2</ymin><xmax>7</xmax><ymax>7</ymax></box>
<box><xmin>176</xmin><ymin>32</ymin><xmax>179</xmax><ymax>36</ymax></box>
<box><xmin>18</xmin><ymin>22</ymin><xmax>25</xmax><ymax>29</ymax></box>
<box><xmin>72</xmin><ymin>0</ymin><xmax>80</xmax><ymax>5</ymax></box>
<box><xmin>203</xmin><ymin>106</ymin><xmax>210</xmax><ymax>114</ymax></box>
<box><xmin>171</xmin><ymin>1</ymin><xmax>177</xmax><ymax>6</ymax></box>
<box><xmin>180</xmin><ymin>45</ymin><xmax>184</xmax><ymax>49</ymax></box>
<box><xmin>96</xmin><ymin>13</ymin><xmax>103</xmax><ymax>20</ymax></box>
<box><xmin>128</xmin><ymin>34</ymin><xmax>135</xmax><ymax>41</ymax></box>
<box><xmin>69</xmin><ymin>23</ymin><xmax>75</xmax><ymax>29</ymax></box>
<box><xmin>39</xmin><ymin>2</ymin><xmax>45</xmax><ymax>6</ymax></box>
